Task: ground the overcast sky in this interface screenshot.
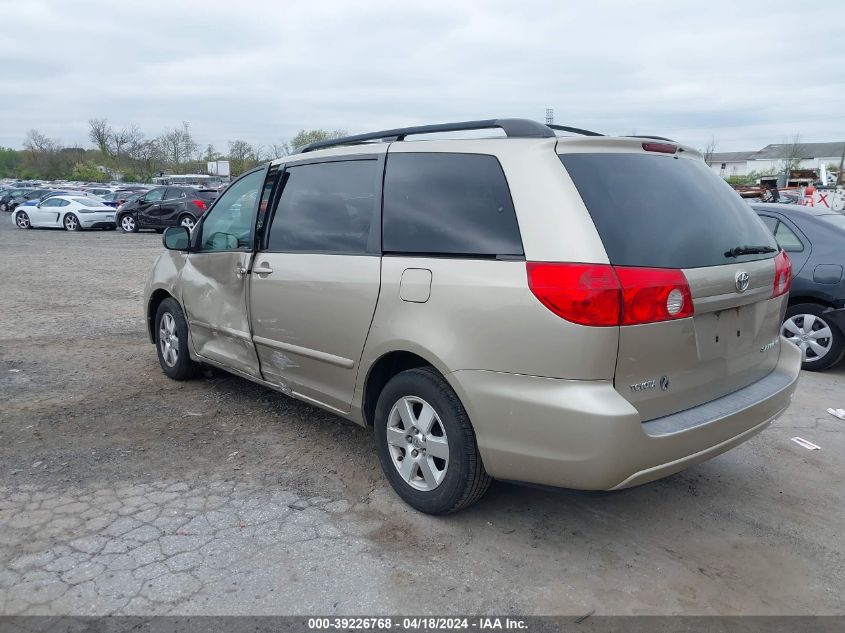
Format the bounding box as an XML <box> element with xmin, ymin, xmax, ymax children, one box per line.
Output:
<box><xmin>1</xmin><ymin>0</ymin><xmax>843</xmax><ymax>153</ymax></box>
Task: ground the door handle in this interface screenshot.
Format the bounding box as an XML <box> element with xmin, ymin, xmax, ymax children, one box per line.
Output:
<box><xmin>253</xmin><ymin>264</ymin><xmax>274</xmax><ymax>276</ymax></box>
<box><xmin>235</xmin><ymin>265</ymin><xmax>247</xmax><ymax>279</ymax></box>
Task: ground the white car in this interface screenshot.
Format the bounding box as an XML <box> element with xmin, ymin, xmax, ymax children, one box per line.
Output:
<box><xmin>13</xmin><ymin>195</ymin><xmax>117</xmax><ymax>231</ymax></box>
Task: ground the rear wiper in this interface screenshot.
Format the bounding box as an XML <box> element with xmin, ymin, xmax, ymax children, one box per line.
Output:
<box><xmin>724</xmin><ymin>245</ymin><xmax>777</xmax><ymax>258</ymax></box>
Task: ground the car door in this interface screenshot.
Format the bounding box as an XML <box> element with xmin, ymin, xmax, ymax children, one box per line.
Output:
<box><xmin>29</xmin><ymin>198</ymin><xmax>60</xmax><ymax>225</ymax></box>
<box><xmin>249</xmin><ymin>154</ymin><xmax>383</xmax><ymax>413</ymax></box>
<box><xmin>178</xmin><ymin>168</ymin><xmax>267</xmax><ymax>379</ymax></box>
<box><xmin>160</xmin><ymin>187</ymin><xmax>187</xmax><ymax>226</ymax></box>
<box><xmin>136</xmin><ymin>187</ymin><xmax>165</xmax><ymax>227</ymax></box>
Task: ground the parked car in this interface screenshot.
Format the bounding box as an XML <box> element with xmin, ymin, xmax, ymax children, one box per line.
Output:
<box><xmin>13</xmin><ymin>195</ymin><xmax>117</xmax><ymax>231</ymax></box>
<box><xmin>0</xmin><ymin>188</ymin><xmax>34</xmax><ymax>211</ymax></box>
<box><xmin>751</xmin><ymin>202</ymin><xmax>845</xmax><ymax>370</ymax></box>
<box><xmin>99</xmin><ymin>190</ymin><xmax>136</xmax><ymax>208</ymax></box>
<box><xmin>117</xmin><ymin>186</ymin><xmax>218</xmax><ymax>233</ymax></box>
<box><xmin>144</xmin><ymin>119</ymin><xmax>800</xmax><ymax>514</ymax></box>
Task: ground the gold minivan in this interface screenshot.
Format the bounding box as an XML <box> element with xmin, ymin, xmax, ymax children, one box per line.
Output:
<box><xmin>144</xmin><ymin>119</ymin><xmax>801</xmax><ymax>513</ymax></box>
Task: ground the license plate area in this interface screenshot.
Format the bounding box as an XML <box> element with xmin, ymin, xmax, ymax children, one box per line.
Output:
<box><xmin>694</xmin><ymin>306</ymin><xmax>757</xmax><ymax>361</ymax></box>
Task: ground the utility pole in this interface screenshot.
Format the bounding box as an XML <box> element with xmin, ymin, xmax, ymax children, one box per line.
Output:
<box><xmin>837</xmin><ymin>140</ymin><xmax>844</xmax><ymax>186</ymax></box>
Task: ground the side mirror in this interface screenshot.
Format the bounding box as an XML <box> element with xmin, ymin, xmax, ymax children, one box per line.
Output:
<box><xmin>163</xmin><ymin>226</ymin><xmax>191</xmax><ymax>251</ymax></box>
<box><xmin>36</xmin><ymin>202</ymin><xmax>42</xmax><ymax>208</ymax></box>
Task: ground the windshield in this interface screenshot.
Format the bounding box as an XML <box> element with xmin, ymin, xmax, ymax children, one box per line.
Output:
<box><xmin>559</xmin><ymin>153</ymin><xmax>779</xmax><ymax>269</ymax></box>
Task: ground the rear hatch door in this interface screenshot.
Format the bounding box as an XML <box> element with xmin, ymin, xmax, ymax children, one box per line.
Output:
<box><xmin>559</xmin><ymin>144</ymin><xmax>786</xmax><ymax>421</ymax></box>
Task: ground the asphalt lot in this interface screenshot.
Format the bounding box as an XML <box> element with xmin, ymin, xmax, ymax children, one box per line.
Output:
<box><xmin>1</xmin><ymin>216</ymin><xmax>844</xmax><ymax>616</ymax></box>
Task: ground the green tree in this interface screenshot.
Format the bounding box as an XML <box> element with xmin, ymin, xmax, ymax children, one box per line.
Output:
<box><xmin>0</xmin><ymin>147</ymin><xmax>22</xmax><ymax>177</ymax></box>
<box><xmin>289</xmin><ymin>129</ymin><xmax>347</xmax><ymax>151</ymax></box>
<box><xmin>69</xmin><ymin>160</ymin><xmax>108</xmax><ymax>183</ymax></box>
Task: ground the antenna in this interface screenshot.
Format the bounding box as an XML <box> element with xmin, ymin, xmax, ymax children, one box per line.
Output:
<box><xmin>545</xmin><ymin>108</ymin><xmax>554</xmax><ymax>125</ymax></box>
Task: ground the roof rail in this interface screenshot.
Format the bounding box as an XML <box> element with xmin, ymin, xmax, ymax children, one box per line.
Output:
<box><xmin>297</xmin><ymin>118</ymin><xmax>560</xmax><ymax>153</ymax></box>
<box><xmin>546</xmin><ymin>124</ymin><xmax>604</xmax><ymax>137</ymax></box>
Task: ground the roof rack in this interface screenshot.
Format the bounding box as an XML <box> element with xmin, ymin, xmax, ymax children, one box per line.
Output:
<box><xmin>546</xmin><ymin>124</ymin><xmax>604</xmax><ymax>137</ymax></box>
<box><xmin>297</xmin><ymin>118</ymin><xmax>603</xmax><ymax>153</ymax></box>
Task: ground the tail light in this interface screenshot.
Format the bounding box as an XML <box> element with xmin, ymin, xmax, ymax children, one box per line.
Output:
<box><xmin>191</xmin><ymin>199</ymin><xmax>207</xmax><ymax>212</ymax></box>
<box><xmin>526</xmin><ymin>262</ymin><xmax>693</xmax><ymax>327</ymax></box>
<box><xmin>772</xmin><ymin>251</ymin><xmax>792</xmax><ymax>298</ymax></box>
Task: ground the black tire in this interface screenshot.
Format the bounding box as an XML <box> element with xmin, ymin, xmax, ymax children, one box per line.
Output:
<box><xmin>374</xmin><ymin>367</ymin><xmax>491</xmax><ymax>514</ymax></box>
<box><xmin>63</xmin><ymin>213</ymin><xmax>81</xmax><ymax>231</ymax></box>
<box><xmin>119</xmin><ymin>214</ymin><xmax>139</xmax><ymax>233</ymax></box>
<box><xmin>154</xmin><ymin>298</ymin><xmax>200</xmax><ymax>380</ymax></box>
<box><xmin>784</xmin><ymin>303</ymin><xmax>845</xmax><ymax>371</ymax></box>
<box><xmin>15</xmin><ymin>211</ymin><xmax>30</xmax><ymax>229</ymax></box>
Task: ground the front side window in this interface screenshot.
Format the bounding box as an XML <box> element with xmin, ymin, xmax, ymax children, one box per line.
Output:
<box><xmin>198</xmin><ymin>168</ymin><xmax>265</xmax><ymax>251</ymax></box>
<box><xmin>382</xmin><ymin>153</ymin><xmax>523</xmax><ymax>257</ymax></box>
<box><xmin>41</xmin><ymin>198</ymin><xmax>61</xmax><ymax>207</ymax></box>
<box><xmin>266</xmin><ymin>159</ymin><xmax>377</xmax><ymax>254</ymax></box>
<box><xmin>143</xmin><ymin>188</ymin><xmax>165</xmax><ymax>202</ymax></box>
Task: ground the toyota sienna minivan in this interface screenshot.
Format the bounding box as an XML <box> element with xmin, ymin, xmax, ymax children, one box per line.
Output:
<box><xmin>144</xmin><ymin>118</ymin><xmax>801</xmax><ymax>514</ymax></box>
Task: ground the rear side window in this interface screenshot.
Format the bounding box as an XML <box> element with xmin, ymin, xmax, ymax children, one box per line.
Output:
<box><xmin>382</xmin><ymin>153</ymin><xmax>523</xmax><ymax>257</ymax></box>
<box><xmin>266</xmin><ymin>159</ymin><xmax>377</xmax><ymax>254</ymax></box>
<box><xmin>560</xmin><ymin>153</ymin><xmax>779</xmax><ymax>268</ymax></box>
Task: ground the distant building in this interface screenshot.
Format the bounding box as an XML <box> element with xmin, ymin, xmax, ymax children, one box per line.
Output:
<box><xmin>710</xmin><ymin>142</ymin><xmax>844</xmax><ymax>178</ymax></box>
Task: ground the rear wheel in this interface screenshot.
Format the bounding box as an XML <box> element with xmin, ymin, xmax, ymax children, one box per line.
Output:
<box><xmin>15</xmin><ymin>211</ymin><xmax>30</xmax><ymax>229</ymax></box>
<box><xmin>374</xmin><ymin>367</ymin><xmax>491</xmax><ymax>514</ymax></box>
<box><xmin>155</xmin><ymin>298</ymin><xmax>200</xmax><ymax>380</ymax></box>
<box><xmin>783</xmin><ymin>303</ymin><xmax>845</xmax><ymax>371</ymax></box>
<box><xmin>120</xmin><ymin>214</ymin><xmax>138</xmax><ymax>233</ymax></box>
<box><xmin>178</xmin><ymin>215</ymin><xmax>196</xmax><ymax>231</ymax></box>
<box><xmin>63</xmin><ymin>213</ymin><xmax>80</xmax><ymax>231</ymax></box>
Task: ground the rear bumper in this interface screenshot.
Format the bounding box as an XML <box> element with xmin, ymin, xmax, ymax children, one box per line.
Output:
<box><xmin>449</xmin><ymin>336</ymin><xmax>801</xmax><ymax>491</ymax></box>
<box><xmin>78</xmin><ymin>212</ymin><xmax>116</xmax><ymax>228</ymax></box>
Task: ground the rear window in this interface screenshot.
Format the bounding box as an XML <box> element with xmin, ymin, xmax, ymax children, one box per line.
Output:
<box><xmin>559</xmin><ymin>153</ymin><xmax>779</xmax><ymax>269</ymax></box>
<box><xmin>196</xmin><ymin>190</ymin><xmax>219</xmax><ymax>201</ymax></box>
<box><xmin>382</xmin><ymin>153</ymin><xmax>523</xmax><ymax>257</ymax></box>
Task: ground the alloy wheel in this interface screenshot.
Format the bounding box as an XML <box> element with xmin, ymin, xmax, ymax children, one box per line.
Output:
<box><xmin>121</xmin><ymin>216</ymin><xmax>136</xmax><ymax>232</ymax></box>
<box><xmin>16</xmin><ymin>212</ymin><xmax>30</xmax><ymax>228</ymax></box>
<box><xmin>158</xmin><ymin>312</ymin><xmax>179</xmax><ymax>368</ymax></box>
<box><xmin>180</xmin><ymin>216</ymin><xmax>195</xmax><ymax>231</ymax></box>
<box><xmin>64</xmin><ymin>215</ymin><xmax>78</xmax><ymax>231</ymax></box>
<box><xmin>386</xmin><ymin>396</ymin><xmax>449</xmax><ymax>491</ymax></box>
<box><xmin>783</xmin><ymin>314</ymin><xmax>834</xmax><ymax>362</ymax></box>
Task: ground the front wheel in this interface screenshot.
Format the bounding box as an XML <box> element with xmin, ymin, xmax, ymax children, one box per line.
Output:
<box><xmin>783</xmin><ymin>303</ymin><xmax>845</xmax><ymax>371</ymax></box>
<box><xmin>63</xmin><ymin>213</ymin><xmax>81</xmax><ymax>231</ymax></box>
<box><xmin>120</xmin><ymin>214</ymin><xmax>138</xmax><ymax>233</ymax></box>
<box><xmin>15</xmin><ymin>211</ymin><xmax>30</xmax><ymax>229</ymax></box>
<box><xmin>155</xmin><ymin>298</ymin><xmax>201</xmax><ymax>380</ymax></box>
<box><xmin>374</xmin><ymin>367</ymin><xmax>491</xmax><ymax>514</ymax></box>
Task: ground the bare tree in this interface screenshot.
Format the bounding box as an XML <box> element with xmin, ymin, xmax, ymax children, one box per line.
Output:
<box><xmin>88</xmin><ymin>118</ymin><xmax>113</xmax><ymax>156</ymax></box>
<box><xmin>158</xmin><ymin>122</ymin><xmax>197</xmax><ymax>168</ymax></box>
<box><xmin>24</xmin><ymin>129</ymin><xmax>60</xmax><ymax>153</ymax></box>
<box><xmin>777</xmin><ymin>134</ymin><xmax>805</xmax><ymax>179</ymax></box>
<box><xmin>702</xmin><ymin>135</ymin><xmax>717</xmax><ymax>167</ymax></box>
<box><xmin>289</xmin><ymin>129</ymin><xmax>347</xmax><ymax>151</ymax></box>
<box><xmin>268</xmin><ymin>142</ymin><xmax>290</xmax><ymax>159</ymax></box>
<box><xmin>111</xmin><ymin>124</ymin><xmax>143</xmax><ymax>158</ymax></box>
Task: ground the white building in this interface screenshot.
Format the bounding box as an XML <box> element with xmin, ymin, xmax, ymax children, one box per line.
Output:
<box><xmin>709</xmin><ymin>142</ymin><xmax>844</xmax><ymax>178</ymax></box>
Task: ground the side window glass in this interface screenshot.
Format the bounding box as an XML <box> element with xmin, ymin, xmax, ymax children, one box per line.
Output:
<box><xmin>759</xmin><ymin>215</ymin><xmax>778</xmax><ymax>233</ymax></box>
<box><xmin>199</xmin><ymin>169</ymin><xmax>265</xmax><ymax>251</ymax></box>
<box><xmin>774</xmin><ymin>222</ymin><xmax>804</xmax><ymax>252</ymax></box>
<box><xmin>145</xmin><ymin>188</ymin><xmax>165</xmax><ymax>202</ymax></box>
<box><xmin>164</xmin><ymin>187</ymin><xmax>184</xmax><ymax>200</ymax></box>
<box><xmin>256</xmin><ymin>164</ymin><xmax>281</xmax><ymax>240</ymax></box>
<box><xmin>266</xmin><ymin>160</ymin><xmax>376</xmax><ymax>254</ymax></box>
<box><xmin>382</xmin><ymin>153</ymin><xmax>523</xmax><ymax>257</ymax></box>
<box><xmin>58</xmin><ymin>199</ymin><xmax>70</xmax><ymax>207</ymax></box>
<box><xmin>41</xmin><ymin>198</ymin><xmax>58</xmax><ymax>207</ymax></box>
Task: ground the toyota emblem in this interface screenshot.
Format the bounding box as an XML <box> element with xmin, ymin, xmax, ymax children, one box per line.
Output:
<box><xmin>735</xmin><ymin>271</ymin><xmax>750</xmax><ymax>293</ymax></box>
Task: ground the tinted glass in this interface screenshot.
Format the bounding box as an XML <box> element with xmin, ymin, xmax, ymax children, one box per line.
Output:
<box><xmin>143</xmin><ymin>188</ymin><xmax>165</xmax><ymax>202</ymax></box>
<box><xmin>196</xmin><ymin>190</ymin><xmax>219</xmax><ymax>201</ymax></box>
<box><xmin>199</xmin><ymin>169</ymin><xmax>264</xmax><ymax>251</ymax></box>
<box><xmin>382</xmin><ymin>153</ymin><xmax>522</xmax><ymax>256</ymax></box>
<box><xmin>267</xmin><ymin>160</ymin><xmax>376</xmax><ymax>253</ymax></box>
<box><xmin>759</xmin><ymin>215</ymin><xmax>779</xmax><ymax>232</ymax></box>
<box><xmin>774</xmin><ymin>222</ymin><xmax>803</xmax><ymax>251</ymax></box>
<box><xmin>164</xmin><ymin>187</ymin><xmax>186</xmax><ymax>200</ymax></box>
<box><xmin>560</xmin><ymin>153</ymin><xmax>779</xmax><ymax>268</ymax></box>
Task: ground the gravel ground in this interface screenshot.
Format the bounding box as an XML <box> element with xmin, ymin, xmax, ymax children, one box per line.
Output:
<box><xmin>0</xmin><ymin>217</ymin><xmax>844</xmax><ymax>616</ymax></box>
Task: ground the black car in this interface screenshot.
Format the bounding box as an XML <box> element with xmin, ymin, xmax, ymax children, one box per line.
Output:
<box><xmin>116</xmin><ymin>186</ymin><xmax>218</xmax><ymax>233</ymax></box>
<box><xmin>0</xmin><ymin>188</ymin><xmax>38</xmax><ymax>212</ymax></box>
<box><xmin>752</xmin><ymin>203</ymin><xmax>845</xmax><ymax>370</ymax></box>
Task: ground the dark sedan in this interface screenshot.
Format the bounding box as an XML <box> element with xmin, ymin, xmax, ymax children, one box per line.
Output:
<box><xmin>752</xmin><ymin>203</ymin><xmax>845</xmax><ymax>370</ymax></box>
<box><xmin>116</xmin><ymin>186</ymin><xmax>218</xmax><ymax>233</ymax></box>
<box><xmin>0</xmin><ymin>188</ymin><xmax>39</xmax><ymax>212</ymax></box>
